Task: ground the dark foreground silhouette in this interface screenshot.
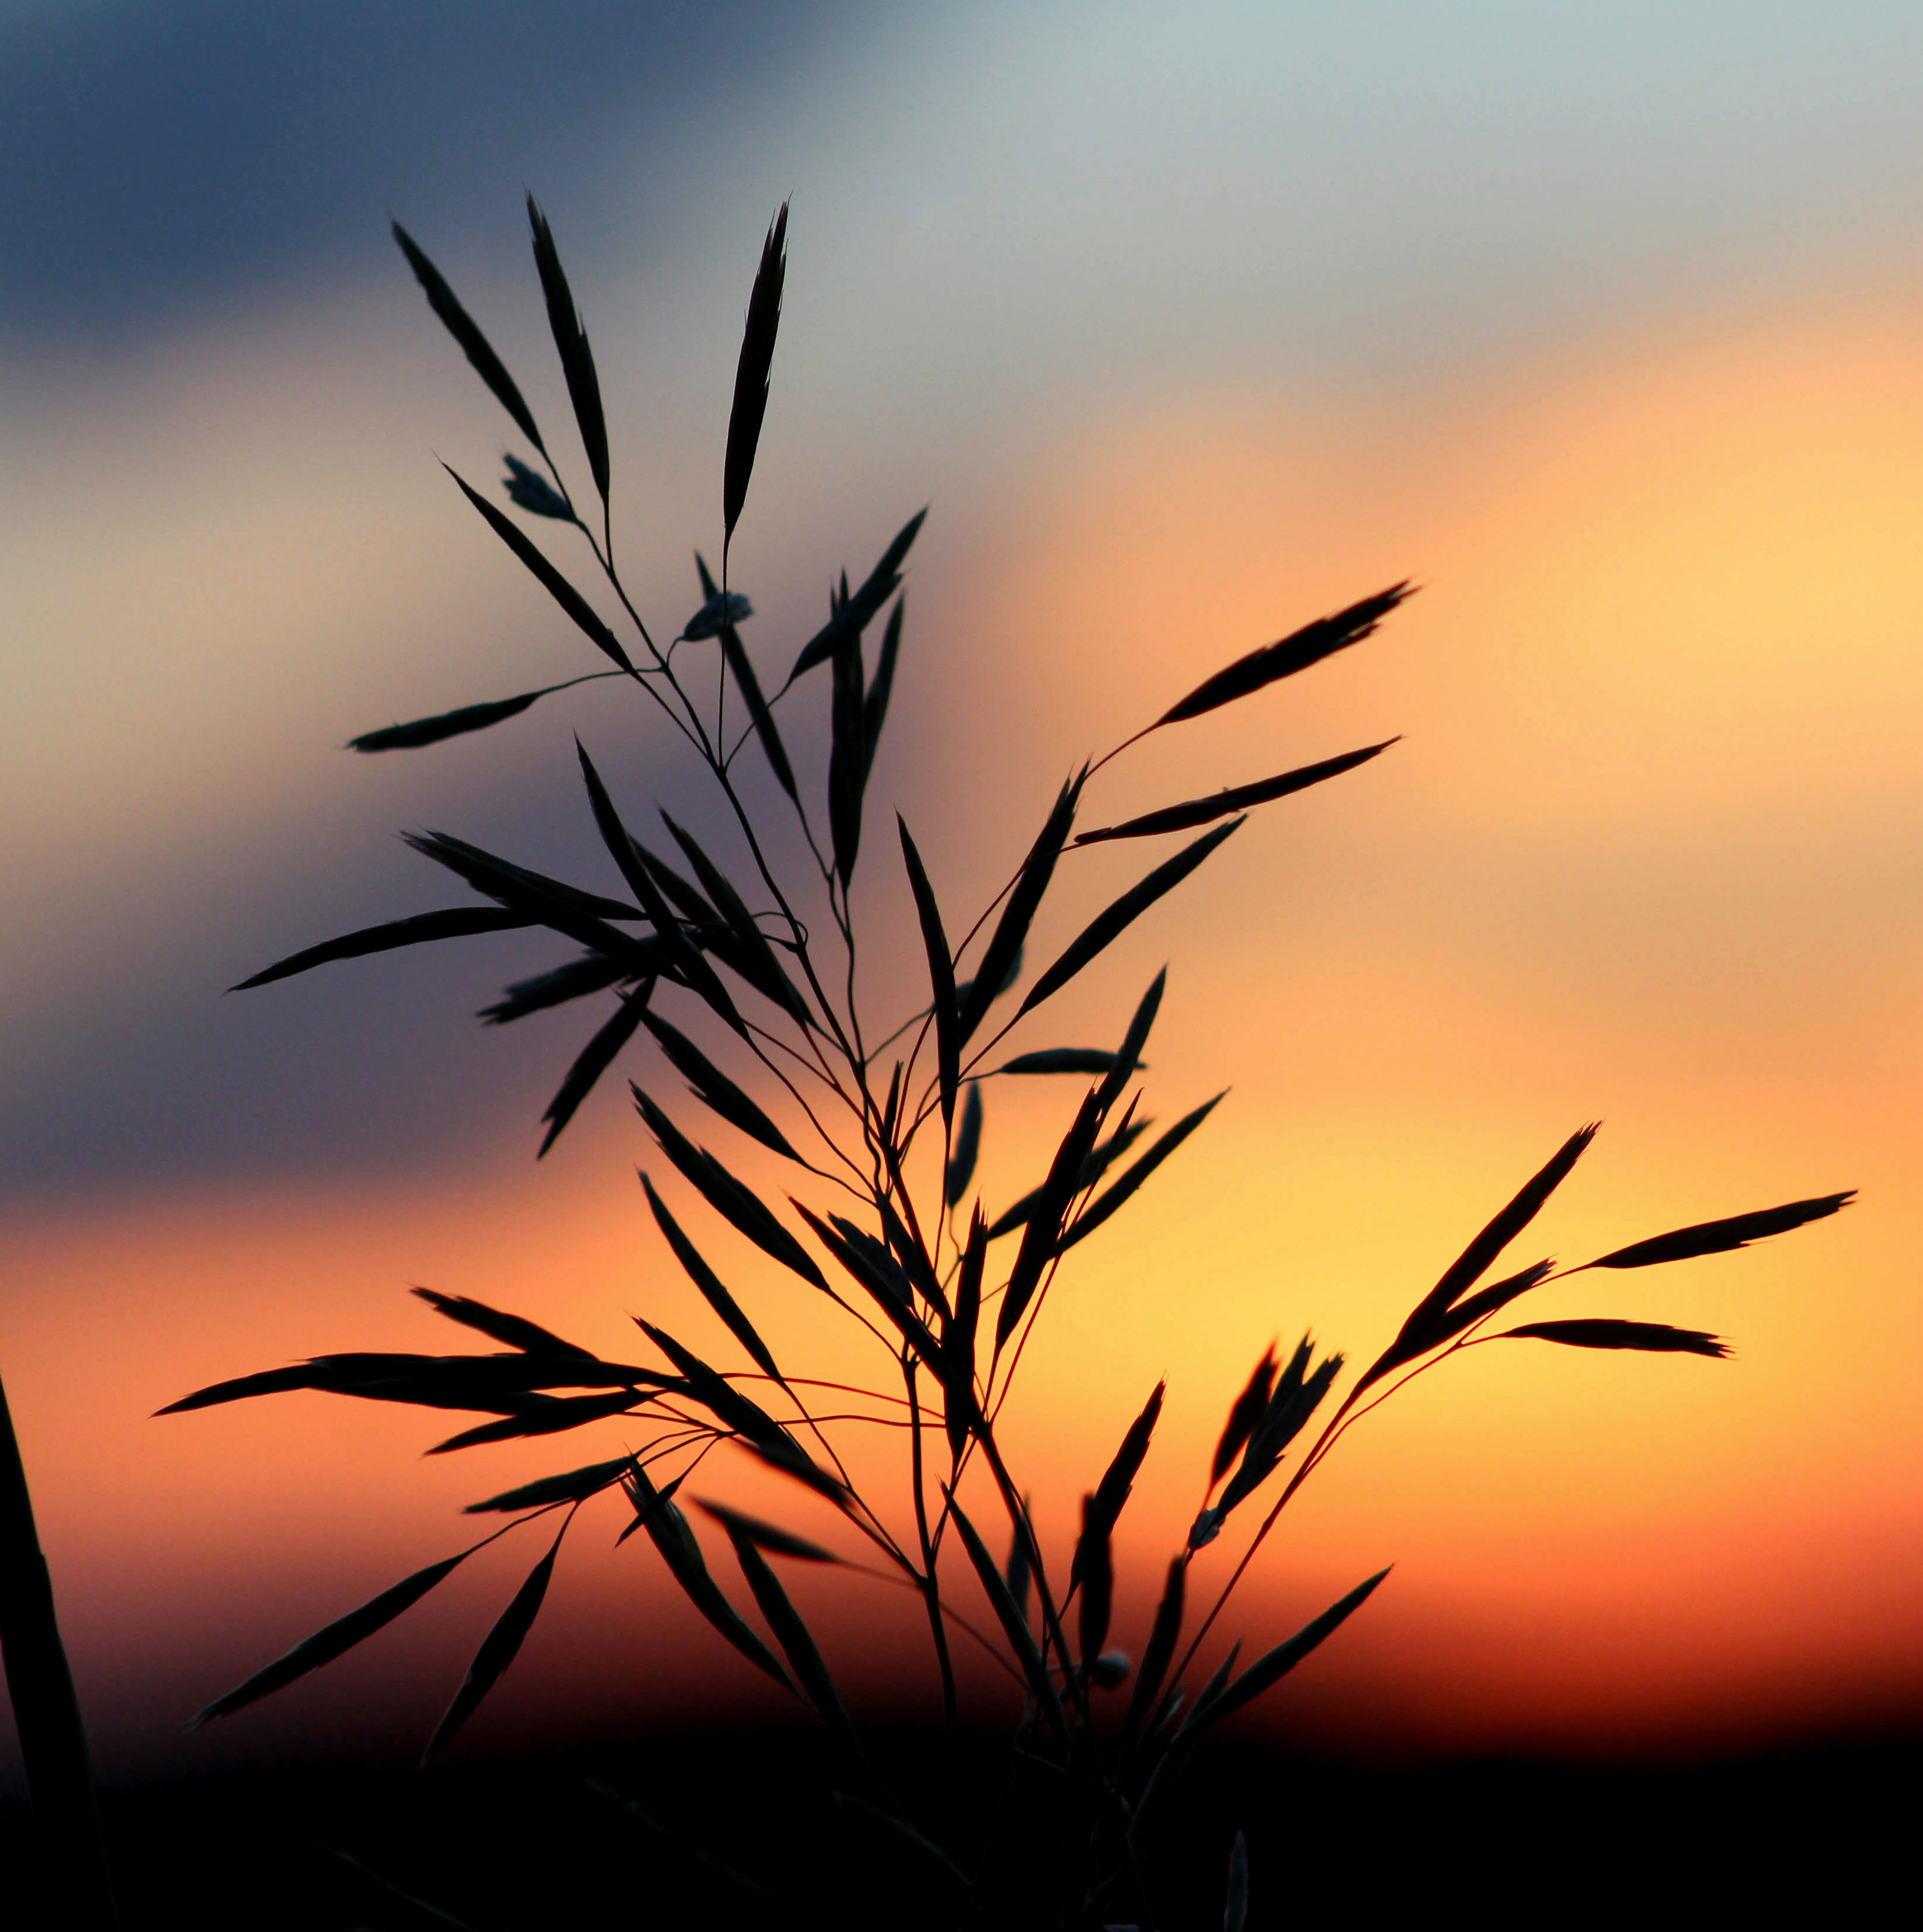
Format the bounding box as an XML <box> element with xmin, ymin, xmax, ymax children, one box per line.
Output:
<box><xmin>2</xmin><ymin>1724</ymin><xmax>1911</xmax><ymax>1930</ymax></box>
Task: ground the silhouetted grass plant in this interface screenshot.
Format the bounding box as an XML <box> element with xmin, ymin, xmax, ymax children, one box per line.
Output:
<box><xmin>164</xmin><ymin>199</ymin><xmax>1853</xmax><ymax>1929</ymax></box>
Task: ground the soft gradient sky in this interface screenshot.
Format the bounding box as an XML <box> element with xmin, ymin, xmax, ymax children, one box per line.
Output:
<box><xmin>4</xmin><ymin>0</ymin><xmax>1922</xmax><ymax>1784</ymax></box>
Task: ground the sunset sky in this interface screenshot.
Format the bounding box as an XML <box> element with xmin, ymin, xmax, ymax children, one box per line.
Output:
<box><xmin>4</xmin><ymin>1</ymin><xmax>1923</xmax><ymax>1787</ymax></box>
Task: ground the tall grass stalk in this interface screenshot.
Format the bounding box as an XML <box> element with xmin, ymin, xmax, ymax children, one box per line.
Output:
<box><xmin>165</xmin><ymin>200</ymin><xmax>1852</xmax><ymax>1928</ymax></box>
<box><xmin>0</xmin><ymin>1367</ymin><xmax>119</xmax><ymax>1928</ymax></box>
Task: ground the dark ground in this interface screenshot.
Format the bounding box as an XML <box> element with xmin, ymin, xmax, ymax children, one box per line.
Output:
<box><xmin>2</xmin><ymin>1726</ymin><xmax>1914</xmax><ymax>1929</ymax></box>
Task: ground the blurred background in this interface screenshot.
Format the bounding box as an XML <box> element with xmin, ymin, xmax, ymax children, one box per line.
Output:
<box><xmin>3</xmin><ymin>0</ymin><xmax>1921</xmax><ymax>1801</ymax></box>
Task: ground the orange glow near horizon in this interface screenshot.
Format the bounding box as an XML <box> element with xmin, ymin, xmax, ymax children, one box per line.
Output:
<box><xmin>7</xmin><ymin>295</ymin><xmax>1923</xmax><ymax>1781</ymax></box>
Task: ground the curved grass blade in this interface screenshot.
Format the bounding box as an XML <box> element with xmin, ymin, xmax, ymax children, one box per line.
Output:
<box><xmin>1087</xmin><ymin>1381</ymin><xmax>1164</xmax><ymax>1547</ymax></box>
<box><xmin>641</xmin><ymin>1173</ymin><xmax>783</xmax><ymax>1385</ymax></box>
<box><xmin>1074</xmin><ymin>1494</ymin><xmax>1113</xmax><ymax>1663</ymax></box>
<box><xmin>1361</xmin><ymin>1123</ymin><xmax>1600</xmax><ymax>1395</ymax></box>
<box><xmin>1121</xmin><ymin>1557</ymin><xmax>1185</xmax><ymax>1740</ymax></box>
<box><xmin>231</xmin><ymin>907</ymin><xmax>533</xmax><ymax>992</ymax></box>
<box><xmin>791</xmin><ymin>1205</ymin><xmax>945</xmax><ymax>1377</ymax></box>
<box><xmin>1076</xmin><ymin>741</ymin><xmax>1398</xmax><ymax>844</ymax></box>
<box><xmin>1061</xmin><ymin>1094</ymin><xmax>1224</xmax><ymax>1250</ymax></box>
<box><xmin>401</xmin><ymin>834</ymin><xmax>661</xmax><ymax>983</ymax></box>
<box><xmin>721</xmin><ymin>1523</ymin><xmax>857</xmax><ymax>1746</ymax></box>
<box><xmin>998</xmin><ymin>1089</ymin><xmax>1105</xmax><ymax>1348</ymax></box>
<box><xmin>1423</xmin><ymin>1260</ymin><xmax>1554</xmax><ymax>1347</ymax></box>
<box><xmin>612</xmin><ymin>1469</ymin><xmax>686</xmax><ymax>1549</ymax></box>
<box><xmin>991</xmin><ymin>1049</ymin><xmax>1119</xmax><ymax>1077</ymax></box>
<box><xmin>945</xmin><ymin>1208</ymin><xmax>986</xmax><ymax>1461</ymax></box>
<box><xmin>392</xmin><ymin>222</ymin><xmax>544</xmax><ymax>454</ymax></box>
<box><xmin>633</xmin><ymin>1087</ymin><xmax>828</xmax><ymax>1291</ymax></box>
<box><xmin>1204</xmin><ymin>1345</ymin><xmax>1344</xmax><ymax>1529</ymax></box>
<box><xmin>1499</xmin><ymin>1320</ymin><xmax>1730</xmax><ymax>1357</ymax></box>
<box><xmin>724</xmin><ymin>205</ymin><xmax>787</xmax><ymax>554</ymax></box>
<box><xmin>694</xmin><ymin>1501</ymin><xmax>838</xmax><ymax>1564</ymax></box>
<box><xmin>349</xmin><ymin>691</ymin><xmax>546</xmax><ymax>752</ymax></box>
<box><xmin>527</xmin><ymin>196</ymin><xmax>609</xmax><ymax>505</ymax></box>
<box><xmin>1018</xmin><ymin>820</ymin><xmax>1242</xmax><ymax>1018</ymax></box>
<box><xmin>639</xmin><ymin>1010</ymin><xmax>796</xmax><ymax>1160</ymax></box>
<box><xmin>828</xmin><ymin>630</ymin><xmax>866</xmax><ymax>883</ymax></box>
<box><xmin>945</xmin><ymin>1493</ymin><xmax>1065</xmax><ymax>1738</ymax></box>
<box><xmin>632</xmin><ymin>841</ymin><xmax>717</xmax><ymax>928</ymax></box>
<box><xmin>1097</xmin><ymin>967</ymin><xmax>1167</xmax><ymax>1112</ymax></box>
<box><xmin>539</xmin><ymin>986</ymin><xmax>652</xmax><ymax>1157</ymax></box>
<box><xmin>959</xmin><ymin>774</ymin><xmax>1081</xmax><ymax>1044</ymax></box>
<box><xmin>1155</xmin><ymin>584</ymin><xmax>1412</xmax><ymax>728</ymax></box>
<box><xmin>464</xmin><ymin>1457</ymin><xmax>635</xmax><ymax>1514</ymax></box>
<box><xmin>899</xmin><ymin>820</ymin><xmax>959</xmax><ymax>1130</ymax></box>
<box><xmin>625</xmin><ymin>1464</ymin><xmax>791</xmax><ymax>1689</ymax></box>
<box><xmin>1175</xmin><ymin>1567</ymin><xmax>1391</xmax><ymax>1743</ymax></box>
<box><xmin>878</xmin><ymin>1194</ymin><xmax>946</xmax><ymax>1314</ymax></box>
<box><xmin>445</xmin><ymin>465</ymin><xmax>632</xmax><ymax>672</ymax></box>
<box><xmin>502</xmin><ymin>453</ymin><xmax>571</xmax><ymax>519</ymax></box>
<box><xmin>945</xmin><ymin>1082</ymin><xmax>984</xmax><ymax>1210</ymax></box>
<box><xmin>402</xmin><ymin>828</ymin><xmax>639</xmax><ymax>924</ymax></box>
<box><xmin>790</xmin><ymin>510</ymin><xmax>928</xmax><ymax>678</ymax></box>
<box><xmin>637</xmin><ymin>1333</ymin><xmax>841</xmax><ymax>1503</ymax></box>
<box><xmin>1210</xmin><ymin>1348</ymin><xmax>1278</xmax><ymax>1488</ymax></box>
<box><xmin>428</xmin><ymin>1390</ymin><xmax>648</xmax><ymax>1454</ymax></box>
<box><xmin>195</xmin><ymin>1540</ymin><xmax>482</xmax><ymax>1723</ymax></box>
<box><xmin>719</xmin><ymin>619</ymin><xmax>798</xmax><ymax>799</ymax></box>
<box><xmin>1575</xmin><ymin>1191</ymin><xmax>1855</xmax><ymax>1271</ymax></box>
<box><xmin>659</xmin><ymin>813</ymin><xmax>813</xmax><ymax>1026</ymax></box>
<box><xmin>479</xmin><ymin>952</ymin><xmax>627</xmax><ymax>1026</ymax></box>
<box><xmin>987</xmin><ymin>1114</ymin><xmax>1151</xmax><ymax>1243</ymax></box>
<box><xmin>864</xmin><ymin>595</ymin><xmax>904</xmax><ymax>782</ymax></box>
<box><xmin>575</xmin><ymin>745</ymin><xmax>747</xmax><ymax>1037</ymax></box>
<box><xmin>421</xmin><ymin>1521</ymin><xmax>567</xmax><ymax>1765</ymax></box>
<box><xmin>409</xmin><ymin>1288</ymin><xmax>594</xmax><ymax>1358</ymax></box>
<box><xmin>158</xmin><ymin>1352</ymin><xmax>651</xmax><ymax>1417</ymax></box>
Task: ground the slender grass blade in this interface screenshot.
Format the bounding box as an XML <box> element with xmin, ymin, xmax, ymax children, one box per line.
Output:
<box><xmin>408</xmin><ymin>1288</ymin><xmax>594</xmax><ymax>1358</ymax></box>
<box><xmin>946</xmin><ymin>1494</ymin><xmax>1065</xmax><ymax>1738</ymax></box>
<box><xmin>232</xmin><ymin>907</ymin><xmax>532</xmax><ymax>991</ymax></box>
<box><xmin>1176</xmin><ymin>1568</ymin><xmax>1390</xmax><ymax>1741</ymax></box>
<box><xmin>464</xmin><ymin>1458</ymin><xmax>635</xmax><ymax>1514</ymax></box>
<box><xmin>1155</xmin><ymin>584</ymin><xmax>1412</xmax><ymax>727</ymax></box>
<box><xmin>1075</xmin><ymin>741</ymin><xmax>1396</xmax><ymax>842</ymax></box>
<box><xmin>724</xmin><ymin>205</ymin><xmax>788</xmax><ymax>556</ymax></box>
<box><xmin>445</xmin><ymin>467</ymin><xmax>632</xmax><ymax>672</ymax></box>
<box><xmin>722</xmin><ymin>1525</ymin><xmax>858</xmax><ymax>1747</ymax></box>
<box><xmin>1121</xmin><ymin>1557</ymin><xmax>1185</xmax><ymax>1740</ymax></box>
<box><xmin>478</xmin><ymin>953</ymin><xmax>626</xmax><ymax>1025</ymax></box>
<box><xmin>958</xmin><ymin>774</ymin><xmax>1081</xmax><ymax>1044</ymax></box>
<box><xmin>392</xmin><ymin>222</ymin><xmax>545</xmax><ymax>453</ymax></box>
<box><xmin>899</xmin><ymin>819</ymin><xmax>961</xmax><ymax>1130</ymax></box>
<box><xmin>633</xmin><ymin>1087</ymin><xmax>828</xmax><ymax>1290</ymax></box>
<box><xmin>625</xmin><ymin>1464</ymin><xmax>791</xmax><ymax>1689</ymax></box>
<box><xmin>694</xmin><ymin>1501</ymin><xmax>838</xmax><ymax>1563</ymax></box>
<box><xmin>1498</xmin><ymin>1320</ymin><xmax>1730</xmax><ymax>1356</ymax></box>
<box><xmin>420</xmin><ymin>1523</ymin><xmax>568</xmax><ymax>1766</ymax></box>
<box><xmin>527</xmin><ymin>196</ymin><xmax>609</xmax><ymax>505</ymax></box>
<box><xmin>1577</xmin><ymin>1191</ymin><xmax>1855</xmax><ymax>1270</ymax></box>
<box><xmin>1062</xmin><ymin>1094</ymin><xmax>1224</xmax><ymax>1249</ymax></box>
<box><xmin>1018</xmin><ymin>820</ymin><xmax>1242</xmax><ymax>1017</ymax></box>
<box><xmin>945</xmin><ymin>1082</ymin><xmax>984</xmax><ymax>1210</ymax></box>
<box><xmin>349</xmin><ymin>692</ymin><xmax>545</xmax><ymax>752</ymax></box>
<box><xmin>538</xmin><ymin>987</ymin><xmax>652</xmax><ymax>1156</ymax></box>
<box><xmin>641</xmin><ymin>1173</ymin><xmax>784</xmax><ymax>1384</ymax></box>
<box><xmin>195</xmin><ymin>1543</ymin><xmax>479</xmax><ymax>1723</ymax></box>
<box><xmin>639</xmin><ymin>1008</ymin><xmax>796</xmax><ymax>1160</ymax></box>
